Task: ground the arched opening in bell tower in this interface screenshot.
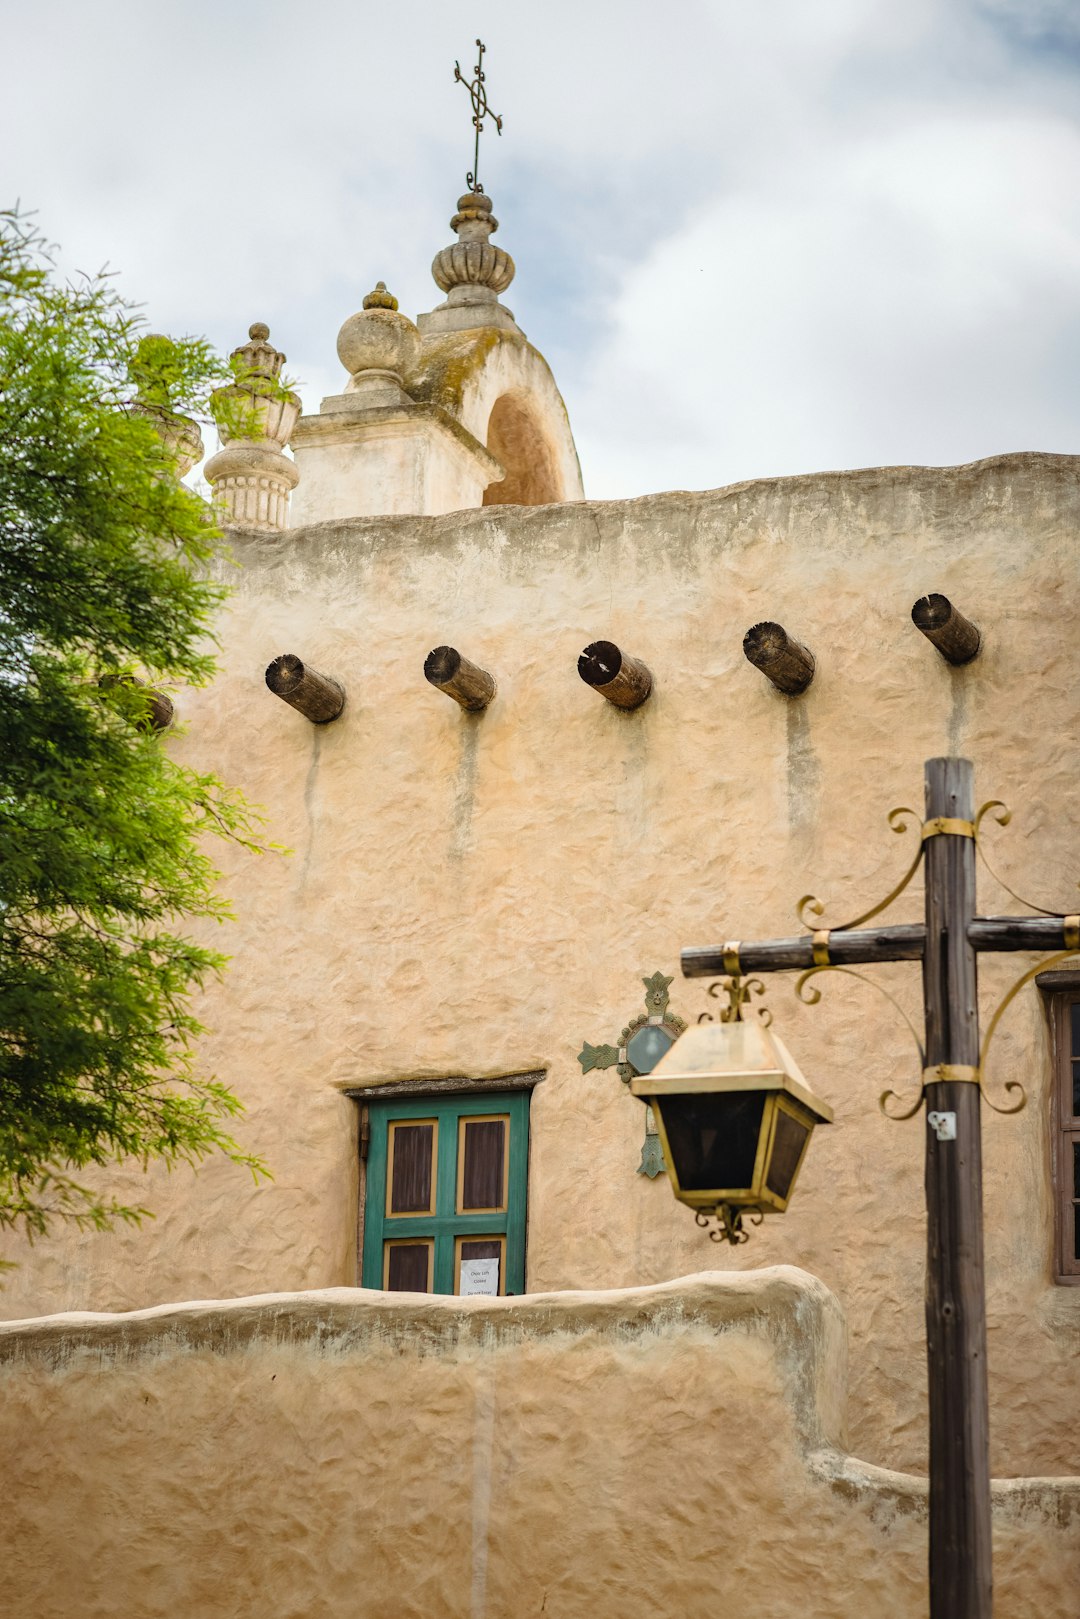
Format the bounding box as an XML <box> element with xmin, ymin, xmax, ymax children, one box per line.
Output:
<box><xmin>482</xmin><ymin>392</ymin><xmax>564</xmax><ymax>506</ymax></box>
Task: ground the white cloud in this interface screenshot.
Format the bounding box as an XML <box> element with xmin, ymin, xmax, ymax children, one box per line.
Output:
<box><xmin>2</xmin><ymin>0</ymin><xmax>1079</xmax><ymax>496</ymax></box>
<box><xmin>572</xmin><ymin>106</ymin><xmax>1080</xmax><ymax>494</ymax></box>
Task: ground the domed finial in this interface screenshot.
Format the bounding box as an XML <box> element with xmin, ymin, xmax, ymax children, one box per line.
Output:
<box><xmin>362</xmin><ymin>282</ymin><xmax>399</xmax><ymax>311</ymax></box>
<box><xmin>430</xmin><ymin>190</ymin><xmax>514</xmax><ymax>301</ymax></box>
<box><xmin>249</xmin><ymin>321</ymin><xmax>270</xmax><ymax>341</ymax></box>
<box><xmin>337</xmin><ymin>287</ymin><xmax>419</xmax><ymax>397</ymax></box>
<box><xmin>130</xmin><ymin>332</ymin><xmax>204</xmax><ymax>478</ymax></box>
<box><xmin>132</xmin><ymin>333</ymin><xmax>179</xmax><ymax>410</ymax></box>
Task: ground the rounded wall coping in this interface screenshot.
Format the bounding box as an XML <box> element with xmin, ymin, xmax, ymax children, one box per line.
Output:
<box><xmin>2</xmin><ymin>1266</ymin><xmax>1077</xmax><ymax>1525</ymax></box>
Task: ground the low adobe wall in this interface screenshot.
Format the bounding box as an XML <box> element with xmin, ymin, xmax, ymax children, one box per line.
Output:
<box><xmin>0</xmin><ymin>1267</ymin><xmax>1076</xmax><ymax>1619</ymax></box>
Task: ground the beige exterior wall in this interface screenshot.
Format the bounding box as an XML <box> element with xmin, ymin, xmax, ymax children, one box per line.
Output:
<box><xmin>3</xmin><ymin>451</ymin><xmax>1079</xmax><ymax>1489</ymax></box>
<box><xmin>2</xmin><ymin>1273</ymin><xmax>1076</xmax><ymax>1619</ymax></box>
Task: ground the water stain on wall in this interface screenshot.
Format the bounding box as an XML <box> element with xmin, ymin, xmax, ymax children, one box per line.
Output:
<box><xmin>297</xmin><ymin>727</ymin><xmax>323</xmax><ymax>893</ymax></box>
<box><xmin>614</xmin><ymin>709</ymin><xmax>649</xmax><ymax>848</ymax></box>
<box><xmin>450</xmin><ymin>716</ymin><xmax>481</xmax><ymax>860</ymax></box>
<box><xmin>786</xmin><ymin>701</ymin><xmax>821</xmax><ymax>839</ymax></box>
<box><xmin>471</xmin><ymin>1372</ymin><xmax>496</xmax><ymax>1619</ymax></box>
<box><xmin>948</xmin><ymin>671</ymin><xmax>968</xmax><ymax>757</ymax></box>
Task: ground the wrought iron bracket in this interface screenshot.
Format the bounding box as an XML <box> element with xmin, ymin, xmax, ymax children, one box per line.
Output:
<box><xmin>699</xmin><ymin>791</ymin><xmax>1080</xmax><ymax>1124</ymax></box>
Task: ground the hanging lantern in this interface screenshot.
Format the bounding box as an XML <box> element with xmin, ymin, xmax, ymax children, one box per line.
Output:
<box><xmin>630</xmin><ymin>980</ymin><xmax>832</xmax><ymax>1243</ymax></box>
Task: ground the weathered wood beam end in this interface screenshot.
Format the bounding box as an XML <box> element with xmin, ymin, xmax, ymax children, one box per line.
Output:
<box><xmin>578</xmin><ymin>640</ymin><xmax>653</xmax><ymax>710</ymax></box>
<box><xmin>264</xmin><ymin>654</ymin><xmax>345</xmax><ymax>723</ymax></box>
<box><xmin>742</xmin><ymin>622</ymin><xmax>815</xmax><ymax>694</ymax></box>
<box><xmin>99</xmin><ymin>673</ymin><xmax>174</xmax><ymax>731</ymax></box>
<box><xmin>144</xmin><ymin>690</ymin><xmax>175</xmax><ymax>731</ymax></box>
<box><xmin>970</xmin><ymin>915</ymin><xmax>1080</xmax><ymax>952</ymax></box>
<box><xmin>424</xmin><ymin>645</ymin><xmax>496</xmax><ymax>711</ymax></box>
<box><xmin>911</xmin><ymin>594</ymin><xmax>981</xmax><ymax>665</ymax></box>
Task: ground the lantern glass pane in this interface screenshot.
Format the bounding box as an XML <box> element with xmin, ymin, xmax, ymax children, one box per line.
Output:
<box><xmin>626</xmin><ymin>1025</ymin><xmax>674</xmax><ymax>1074</ymax></box>
<box><xmin>658</xmin><ymin>1092</ymin><xmax>766</xmax><ymax>1191</ymax></box>
<box><xmin>765</xmin><ymin>1109</ymin><xmax>811</xmax><ymax>1200</ymax></box>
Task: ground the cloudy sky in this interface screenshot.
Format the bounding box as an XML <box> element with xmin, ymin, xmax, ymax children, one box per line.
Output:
<box><xmin>4</xmin><ymin>0</ymin><xmax>1080</xmax><ymax>497</ymax></box>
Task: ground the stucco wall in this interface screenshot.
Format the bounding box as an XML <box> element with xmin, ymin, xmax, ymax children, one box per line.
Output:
<box><xmin>2</xmin><ymin>1271</ymin><xmax>1076</xmax><ymax>1619</ymax></box>
<box><xmin>4</xmin><ymin>451</ymin><xmax>1079</xmax><ymax>1483</ymax></box>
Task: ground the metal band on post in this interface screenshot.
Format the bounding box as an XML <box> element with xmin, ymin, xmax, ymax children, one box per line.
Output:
<box><xmin>722</xmin><ymin>941</ymin><xmax>742</xmax><ymax>976</ymax></box>
<box><xmin>923</xmin><ymin>1064</ymin><xmax>981</xmax><ymax>1087</ymax></box>
<box><xmin>812</xmin><ymin>929</ymin><xmax>831</xmax><ymax>967</ymax></box>
<box><xmin>922</xmin><ymin>818</ymin><xmax>976</xmax><ymax>842</ymax></box>
<box><xmin>1065</xmin><ymin>915</ymin><xmax>1080</xmax><ymax>953</ymax></box>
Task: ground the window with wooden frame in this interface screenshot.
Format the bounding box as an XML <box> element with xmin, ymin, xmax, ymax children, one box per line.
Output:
<box><xmin>1041</xmin><ymin>974</ymin><xmax>1080</xmax><ymax>1283</ymax></box>
<box><xmin>357</xmin><ymin>1088</ymin><xmax>531</xmax><ymax>1296</ymax></box>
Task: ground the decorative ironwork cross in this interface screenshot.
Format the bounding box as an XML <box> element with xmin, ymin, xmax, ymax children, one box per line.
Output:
<box><xmin>577</xmin><ymin>972</ymin><xmax>687</xmax><ymax>1177</ymax></box>
<box><xmin>454</xmin><ymin>39</ymin><xmax>503</xmax><ymax>194</ymax></box>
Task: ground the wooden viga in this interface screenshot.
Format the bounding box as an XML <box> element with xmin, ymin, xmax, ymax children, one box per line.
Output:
<box><xmin>265</xmin><ymin>654</ymin><xmax>345</xmax><ymax>723</ymax></box>
<box><xmin>424</xmin><ymin>646</ymin><xmax>496</xmax><ymax>711</ymax></box>
<box><xmin>742</xmin><ymin>621</ymin><xmax>815</xmax><ymax>695</ymax></box>
<box><xmin>577</xmin><ymin>641</ymin><xmax>652</xmax><ymax>710</ymax></box>
<box><xmin>911</xmin><ymin>594</ymin><xmax>981</xmax><ymax>665</ymax></box>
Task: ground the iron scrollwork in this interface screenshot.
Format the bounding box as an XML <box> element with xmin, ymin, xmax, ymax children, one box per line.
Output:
<box><xmin>698</xmin><ymin>974</ymin><xmax>771</xmax><ymax>1027</ymax></box>
<box><xmin>797</xmin><ymin>806</ymin><xmax>923</xmax><ymax>934</ymax></box>
<box><xmin>789</xmin><ymin>796</ymin><xmax>1080</xmax><ymax>1119</ymax></box>
<box><xmin>695</xmin><ymin>1206</ymin><xmax>764</xmax><ymax>1246</ymax></box>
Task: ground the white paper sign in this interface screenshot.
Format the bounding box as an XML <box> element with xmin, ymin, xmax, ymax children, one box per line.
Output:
<box><xmin>459</xmin><ymin>1257</ymin><xmax>500</xmax><ymax>1296</ymax></box>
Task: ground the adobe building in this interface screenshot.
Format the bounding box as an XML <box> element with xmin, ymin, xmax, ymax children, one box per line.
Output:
<box><xmin>1</xmin><ymin>179</ymin><xmax>1078</xmax><ymax>1618</ymax></box>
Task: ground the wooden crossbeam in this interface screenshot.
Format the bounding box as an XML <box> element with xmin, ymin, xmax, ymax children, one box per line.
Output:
<box><xmin>682</xmin><ymin>913</ymin><xmax>1076</xmax><ymax>978</ymax></box>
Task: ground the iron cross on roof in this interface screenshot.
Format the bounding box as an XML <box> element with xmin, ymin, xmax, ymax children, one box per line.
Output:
<box><xmin>454</xmin><ymin>38</ymin><xmax>503</xmax><ymax>195</ymax></box>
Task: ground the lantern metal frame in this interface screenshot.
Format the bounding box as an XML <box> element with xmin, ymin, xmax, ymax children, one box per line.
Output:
<box><xmin>629</xmin><ymin>982</ymin><xmax>832</xmax><ymax>1241</ymax></box>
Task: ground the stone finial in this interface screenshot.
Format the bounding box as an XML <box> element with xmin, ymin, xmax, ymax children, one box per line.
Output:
<box><xmin>204</xmin><ymin>321</ymin><xmax>300</xmax><ymax>533</ymax></box>
<box><xmin>214</xmin><ymin>323</ymin><xmax>298</xmax><ymax>449</ymax></box>
<box><xmin>227</xmin><ymin>322</ymin><xmax>287</xmax><ymax>387</ymax></box>
<box><xmin>363</xmin><ymin>282</ymin><xmax>399</xmax><ymax>311</ymax></box>
<box><xmin>336</xmin><ymin>284</ymin><xmax>420</xmax><ymax>406</ymax></box>
<box><xmin>431</xmin><ymin>192</ymin><xmax>515</xmax><ymax>302</ymax></box>
<box><xmin>130</xmin><ymin>333</ymin><xmax>204</xmax><ymax>479</ymax></box>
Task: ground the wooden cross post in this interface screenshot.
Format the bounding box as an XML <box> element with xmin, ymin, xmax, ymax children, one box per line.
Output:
<box><xmin>682</xmin><ymin>756</ymin><xmax>1080</xmax><ymax>1619</ymax></box>
<box><xmin>922</xmin><ymin>756</ymin><xmax>988</xmax><ymax>1617</ymax></box>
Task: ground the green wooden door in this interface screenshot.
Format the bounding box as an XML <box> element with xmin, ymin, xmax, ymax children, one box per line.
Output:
<box><xmin>361</xmin><ymin>1091</ymin><xmax>529</xmax><ymax>1295</ymax></box>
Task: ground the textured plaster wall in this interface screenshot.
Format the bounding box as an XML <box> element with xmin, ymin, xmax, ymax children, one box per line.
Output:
<box><xmin>4</xmin><ymin>452</ymin><xmax>1080</xmax><ymax>1484</ymax></box>
<box><xmin>2</xmin><ymin>1272</ymin><xmax>1077</xmax><ymax>1619</ymax></box>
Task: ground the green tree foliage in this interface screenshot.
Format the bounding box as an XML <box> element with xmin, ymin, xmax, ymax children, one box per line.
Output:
<box><xmin>0</xmin><ymin>211</ymin><xmax>267</xmax><ymax>1244</ymax></box>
